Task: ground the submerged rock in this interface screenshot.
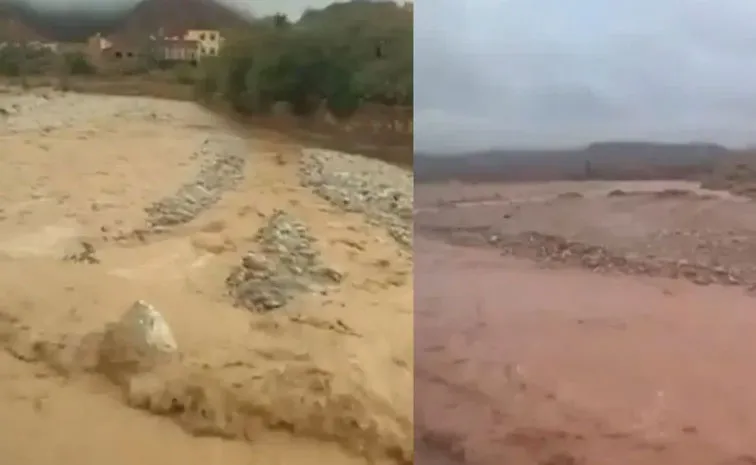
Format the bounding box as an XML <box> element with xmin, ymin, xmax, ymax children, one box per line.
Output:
<box><xmin>96</xmin><ymin>300</ymin><xmax>178</xmax><ymax>384</ymax></box>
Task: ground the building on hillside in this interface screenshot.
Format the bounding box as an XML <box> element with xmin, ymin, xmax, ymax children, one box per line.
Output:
<box><xmin>149</xmin><ymin>28</ymin><xmax>223</xmax><ymax>63</ymax></box>
<box><xmin>101</xmin><ymin>37</ymin><xmax>142</xmax><ymax>60</ymax></box>
<box><xmin>86</xmin><ymin>32</ymin><xmax>146</xmax><ymax>72</ymax></box>
<box><xmin>87</xmin><ymin>33</ymin><xmax>112</xmax><ymax>56</ymax></box>
<box><xmin>86</xmin><ymin>28</ymin><xmax>224</xmax><ymax>67</ymax></box>
<box><xmin>154</xmin><ymin>38</ymin><xmax>199</xmax><ymax>62</ymax></box>
<box><xmin>184</xmin><ymin>29</ymin><xmax>222</xmax><ymax>58</ymax></box>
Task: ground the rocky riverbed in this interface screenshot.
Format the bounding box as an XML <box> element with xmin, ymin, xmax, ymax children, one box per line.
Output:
<box><xmin>226</xmin><ymin>210</ymin><xmax>343</xmax><ymax>312</ymax></box>
<box><xmin>0</xmin><ymin>89</ymin><xmax>413</xmax><ymax>465</ymax></box>
<box><xmin>299</xmin><ymin>148</ymin><xmax>413</xmax><ymax>248</ymax></box>
<box><xmin>417</xmin><ymin>182</ymin><xmax>756</xmax><ymax>290</ymax></box>
<box><xmin>144</xmin><ymin>135</ymin><xmax>247</xmax><ymax>228</ymax></box>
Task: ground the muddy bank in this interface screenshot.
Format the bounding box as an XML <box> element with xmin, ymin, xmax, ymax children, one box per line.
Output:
<box><xmin>1</xmin><ymin>80</ymin><xmax>413</xmax><ymax>168</ymax></box>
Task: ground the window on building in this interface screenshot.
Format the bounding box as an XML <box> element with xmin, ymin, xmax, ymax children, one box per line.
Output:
<box><xmin>199</xmin><ymin>33</ymin><xmax>206</xmax><ymax>40</ymax></box>
<box><xmin>209</xmin><ymin>33</ymin><xmax>216</xmax><ymax>41</ymax></box>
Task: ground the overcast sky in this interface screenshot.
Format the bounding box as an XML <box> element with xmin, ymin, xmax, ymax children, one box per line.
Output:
<box><xmin>415</xmin><ymin>0</ymin><xmax>756</xmax><ymax>152</ymax></box>
<box><xmin>23</xmin><ymin>0</ymin><xmax>339</xmax><ymax>18</ymax></box>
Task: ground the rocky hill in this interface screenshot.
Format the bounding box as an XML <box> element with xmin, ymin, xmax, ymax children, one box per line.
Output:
<box><xmin>0</xmin><ymin>3</ymin><xmax>49</xmax><ymax>41</ymax></box>
<box><xmin>112</xmin><ymin>0</ymin><xmax>252</xmax><ymax>40</ymax></box>
<box><xmin>0</xmin><ymin>0</ymin><xmax>252</xmax><ymax>42</ymax></box>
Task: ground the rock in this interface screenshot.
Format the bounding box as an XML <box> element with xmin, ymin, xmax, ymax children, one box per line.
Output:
<box><xmin>298</xmin><ymin>149</ymin><xmax>413</xmax><ymax>249</ymax></box>
<box><xmin>490</xmin><ymin>231</ymin><xmax>752</xmax><ymax>288</ymax></box>
<box><xmin>145</xmin><ymin>135</ymin><xmax>246</xmax><ymax>229</ymax></box>
<box><xmin>96</xmin><ymin>300</ymin><xmax>178</xmax><ymax>384</ymax></box>
<box><xmin>227</xmin><ymin>212</ymin><xmax>340</xmax><ymax>312</ymax></box>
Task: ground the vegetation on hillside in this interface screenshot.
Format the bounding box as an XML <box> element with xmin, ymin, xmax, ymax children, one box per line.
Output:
<box><xmin>0</xmin><ymin>45</ymin><xmax>93</xmax><ymax>78</ymax></box>
<box><xmin>195</xmin><ymin>1</ymin><xmax>412</xmax><ymax>117</ymax></box>
<box><xmin>0</xmin><ymin>45</ymin><xmax>54</xmax><ymax>77</ymax></box>
<box><xmin>0</xmin><ymin>1</ymin><xmax>412</xmax><ymax>118</ymax></box>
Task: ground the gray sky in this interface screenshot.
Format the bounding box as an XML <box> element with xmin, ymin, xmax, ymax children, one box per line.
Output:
<box><xmin>24</xmin><ymin>0</ymin><xmax>340</xmax><ymax>19</ymax></box>
<box><xmin>415</xmin><ymin>0</ymin><xmax>756</xmax><ymax>152</ymax></box>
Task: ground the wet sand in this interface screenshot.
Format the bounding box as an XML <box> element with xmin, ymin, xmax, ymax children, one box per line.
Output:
<box><xmin>416</xmin><ymin>235</ymin><xmax>756</xmax><ymax>465</ymax></box>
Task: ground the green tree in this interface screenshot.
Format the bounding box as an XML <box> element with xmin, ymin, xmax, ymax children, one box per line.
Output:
<box><xmin>197</xmin><ymin>1</ymin><xmax>412</xmax><ymax>117</ymax></box>
<box><xmin>63</xmin><ymin>51</ymin><xmax>94</xmax><ymax>75</ymax></box>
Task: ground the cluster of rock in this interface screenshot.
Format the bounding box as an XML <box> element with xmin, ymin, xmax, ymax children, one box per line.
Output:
<box><xmin>145</xmin><ymin>136</ymin><xmax>246</xmax><ymax>227</ymax></box>
<box><xmin>226</xmin><ymin>210</ymin><xmax>343</xmax><ymax>311</ymax></box>
<box><xmin>0</xmin><ymin>92</ymin><xmax>196</xmax><ymax>133</ymax></box>
<box><xmin>298</xmin><ymin>148</ymin><xmax>413</xmax><ymax>248</ymax></box>
<box><xmin>494</xmin><ymin>231</ymin><xmax>746</xmax><ymax>287</ymax></box>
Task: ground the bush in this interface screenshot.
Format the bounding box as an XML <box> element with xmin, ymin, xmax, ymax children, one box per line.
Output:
<box><xmin>173</xmin><ymin>63</ymin><xmax>196</xmax><ymax>84</ymax></box>
<box><xmin>63</xmin><ymin>52</ymin><xmax>94</xmax><ymax>75</ymax></box>
<box><xmin>198</xmin><ymin>1</ymin><xmax>412</xmax><ymax>117</ymax></box>
<box><xmin>0</xmin><ymin>45</ymin><xmax>75</xmax><ymax>77</ymax></box>
<box><xmin>0</xmin><ymin>48</ymin><xmax>22</xmax><ymax>76</ymax></box>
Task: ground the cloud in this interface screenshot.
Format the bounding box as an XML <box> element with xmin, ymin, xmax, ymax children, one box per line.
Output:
<box><xmin>415</xmin><ymin>0</ymin><xmax>756</xmax><ymax>151</ymax></box>
<box><xmin>21</xmin><ymin>0</ymin><xmax>340</xmax><ymax>19</ymax></box>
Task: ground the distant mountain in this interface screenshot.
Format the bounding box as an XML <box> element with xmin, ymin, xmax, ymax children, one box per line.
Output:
<box><xmin>0</xmin><ymin>0</ymin><xmax>252</xmax><ymax>43</ymax></box>
<box><xmin>0</xmin><ymin>2</ymin><xmax>50</xmax><ymax>41</ymax></box>
<box><xmin>111</xmin><ymin>0</ymin><xmax>252</xmax><ymax>40</ymax></box>
<box><xmin>415</xmin><ymin>142</ymin><xmax>733</xmax><ymax>183</ymax></box>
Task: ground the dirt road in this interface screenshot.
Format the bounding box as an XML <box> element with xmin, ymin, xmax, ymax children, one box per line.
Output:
<box><xmin>416</xmin><ymin>181</ymin><xmax>756</xmax><ymax>465</ymax></box>
<box><xmin>0</xmin><ymin>88</ymin><xmax>412</xmax><ymax>465</ymax></box>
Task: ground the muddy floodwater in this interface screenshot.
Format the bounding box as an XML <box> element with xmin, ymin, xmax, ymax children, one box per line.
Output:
<box><xmin>0</xmin><ymin>89</ymin><xmax>412</xmax><ymax>465</ymax></box>
<box><xmin>416</xmin><ymin>234</ymin><xmax>756</xmax><ymax>465</ymax></box>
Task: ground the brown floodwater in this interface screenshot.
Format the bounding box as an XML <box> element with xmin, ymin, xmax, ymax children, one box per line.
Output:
<box><xmin>415</xmin><ymin>235</ymin><xmax>756</xmax><ymax>465</ymax></box>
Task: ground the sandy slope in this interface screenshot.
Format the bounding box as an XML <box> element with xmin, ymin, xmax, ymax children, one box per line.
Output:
<box><xmin>0</xmin><ymin>89</ymin><xmax>412</xmax><ymax>464</ymax></box>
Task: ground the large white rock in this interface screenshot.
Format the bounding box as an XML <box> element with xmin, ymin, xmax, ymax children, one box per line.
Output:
<box><xmin>97</xmin><ymin>300</ymin><xmax>178</xmax><ymax>384</ymax></box>
<box><xmin>122</xmin><ymin>300</ymin><xmax>177</xmax><ymax>352</ymax></box>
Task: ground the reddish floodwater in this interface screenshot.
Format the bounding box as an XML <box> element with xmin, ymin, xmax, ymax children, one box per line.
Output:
<box><xmin>415</xmin><ymin>236</ymin><xmax>756</xmax><ymax>465</ymax></box>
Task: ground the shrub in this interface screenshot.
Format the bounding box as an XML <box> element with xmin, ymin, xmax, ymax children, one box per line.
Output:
<box><xmin>198</xmin><ymin>1</ymin><xmax>412</xmax><ymax>117</ymax></box>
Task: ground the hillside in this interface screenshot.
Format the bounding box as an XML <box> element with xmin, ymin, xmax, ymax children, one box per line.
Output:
<box><xmin>0</xmin><ymin>0</ymin><xmax>252</xmax><ymax>42</ymax></box>
<box><xmin>112</xmin><ymin>0</ymin><xmax>252</xmax><ymax>40</ymax></box>
<box><xmin>0</xmin><ymin>3</ymin><xmax>49</xmax><ymax>41</ymax></box>
<box><xmin>415</xmin><ymin>142</ymin><xmax>732</xmax><ymax>182</ymax></box>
